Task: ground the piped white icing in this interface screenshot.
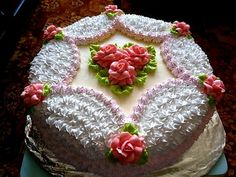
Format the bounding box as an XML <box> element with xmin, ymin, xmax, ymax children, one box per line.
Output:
<box><xmin>63</xmin><ymin>14</ymin><xmax>116</xmax><ymax>45</ymax></box>
<box><xmin>160</xmin><ymin>37</ymin><xmax>213</xmax><ymax>80</ymax></box>
<box><xmin>116</xmin><ymin>14</ymin><xmax>171</xmax><ymax>43</ymax></box>
<box><xmin>29</xmin><ymin>39</ymin><xmax>80</xmax><ymax>84</ymax></box>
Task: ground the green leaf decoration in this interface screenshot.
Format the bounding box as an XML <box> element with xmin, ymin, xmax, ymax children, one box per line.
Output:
<box><xmin>54</xmin><ymin>31</ymin><xmax>64</xmax><ymax>40</ymax></box>
<box><xmin>105</xmin><ymin>149</ymin><xmax>118</xmax><ymax>163</ymax></box>
<box><xmin>96</xmin><ymin>69</ymin><xmax>110</xmax><ymax>86</ymax></box>
<box><xmin>137</xmin><ymin>149</ymin><xmax>149</xmax><ymax>165</ymax></box>
<box><xmin>111</xmin><ymin>85</ymin><xmax>133</xmax><ymax>95</ymax></box>
<box><xmin>43</xmin><ymin>84</ymin><xmax>51</xmax><ymax>96</ymax></box>
<box><xmin>198</xmin><ymin>73</ymin><xmax>207</xmax><ymax>84</ymax></box>
<box><xmin>88</xmin><ymin>58</ymin><xmax>102</xmax><ymax>72</ymax></box>
<box><xmin>170</xmin><ymin>28</ymin><xmax>179</xmax><ymax>36</ymax></box>
<box><xmin>107</xmin><ymin>12</ymin><xmax>118</xmax><ymax>19</ymax></box>
<box><xmin>142</xmin><ymin>45</ymin><xmax>157</xmax><ymax>74</ymax></box>
<box><xmin>208</xmin><ymin>96</ymin><xmax>216</xmax><ymax>106</ymax></box>
<box><xmin>146</xmin><ymin>45</ymin><xmax>156</xmax><ymax>57</ymax></box>
<box><xmin>143</xmin><ymin>57</ymin><xmax>157</xmax><ymax>74</ymax></box>
<box><xmin>123</xmin><ymin>42</ymin><xmax>134</xmax><ymax>49</ymax></box>
<box><xmin>135</xmin><ymin>71</ymin><xmax>147</xmax><ymax>86</ymax></box>
<box><xmin>89</xmin><ymin>44</ymin><xmax>100</xmax><ymax>57</ymax></box>
<box><xmin>187</xmin><ymin>34</ymin><xmax>193</xmax><ymax>39</ymax></box>
<box><xmin>121</xmin><ymin>123</ymin><xmax>139</xmax><ymax>135</ymax></box>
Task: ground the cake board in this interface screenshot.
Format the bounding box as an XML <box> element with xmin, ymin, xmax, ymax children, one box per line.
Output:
<box><xmin>20</xmin><ymin>149</ymin><xmax>228</xmax><ymax>177</ymax></box>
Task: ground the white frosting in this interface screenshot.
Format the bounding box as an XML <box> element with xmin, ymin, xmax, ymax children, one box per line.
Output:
<box><xmin>29</xmin><ymin>39</ymin><xmax>80</xmax><ymax>84</ymax></box>
<box><xmin>27</xmin><ymin>13</ymin><xmax>225</xmax><ymax>177</ymax></box>
<box><xmin>116</xmin><ymin>14</ymin><xmax>171</xmax><ymax>43</ymax></box>
<box><xmin>63</xmin><ymin>14</ymin><xmax>116</xmax><ymax>45</ymax></box>
<box><xmin>161</xmin><ymin>37</ymin><xmax>213</xmax><ymax>78</ymax></box>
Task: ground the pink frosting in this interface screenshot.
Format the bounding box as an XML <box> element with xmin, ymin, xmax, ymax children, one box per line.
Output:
<box><xmin>43</xmin><ymin>25</ymin><xmax>62</xmax><ymax>41</ymax></box>
<box><xmin>110</xmin><ymin>132</ymin><xmax>145</xmax><ymax>164</ymax></box>
<box><xmin>93</xmin><ymin>44</ymin><xmax>126</xmax><ymax>68</ymax></box>
<box><xmin>21</xmin><ymin>83</ymin><xmax>45</xmax><ymax>107</ymax></box>
<box><xmin>124</xmin><ymin>45</ymin><xmax>151</xmax><ymax>70</ymax></box>
<box><xmin>173</xmin><ymin>21</ymin><xmax>191</xmax><ymax>36</ymax></box>
<box><xmin>203</xmin><ymin>74</ymin><xmax>225</xmax><ymax>101</ymax></box>
<box><xmin>109</xmin><ymin>59</ymin><xmax>136</xmax><ymax>86</ymax></box>
<box><xmin>104</xmin><ymin>5</ymin><xmax>123</xmax><ymax>16</ymax></box>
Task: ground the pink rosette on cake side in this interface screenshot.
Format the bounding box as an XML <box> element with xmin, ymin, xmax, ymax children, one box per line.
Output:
<box><xmin>124</xmin><ymin>44</ymin><xmax>151</xmax><ymax>70</ymax></box>
<box><xmin>93</xmin><ymin>44</ymin><xmax>126</xmax><ymax>68</ymax></box>
<box><xmin>106</xmin><ymin>123</ymin><xmax>148</xmax><ymax>165</ymax></box>
<box><xmin>21</xmin><ymin>83</ymin><xmax>51</xmax><ymax>107</ymax></box>
<box><xmin>104</xmin><ymin>5</ymin><xmax>124</xmax><ymax>18</ymax></box>
<box><xmin>110</xmin><ymin>132</ymin><xmax>145</xmax><ymax>164</ymax></box>
<box><xmin>171</xmin><ymin>21</ymin><xmax>192</xmax><ymax>38</ymax></box>
<box><xmin>108</xmin><ymin>59</ymin><xmax>136</xmax><ymax>86</ymax></box>
<box><xmin>198</xmin><ymin>74</ymin><xmax>225</xmax><ymax>104</ymax></box>
<box><xmin>43</xmin><ymin>25</ymin><xmax>64</xmax><ymax>42</ymax></box>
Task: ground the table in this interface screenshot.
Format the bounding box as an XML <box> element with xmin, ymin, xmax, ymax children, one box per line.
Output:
<box><xmin>20</xmin><ymin>150</ymin><xmax>228</xmax><ymax>177</ymax></box>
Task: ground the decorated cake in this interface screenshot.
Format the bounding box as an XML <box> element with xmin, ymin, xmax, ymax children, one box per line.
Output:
<box><xmin>21</xmin><ymin>5</ymin><xmax>226</xmax><ymax>177</ymax></box>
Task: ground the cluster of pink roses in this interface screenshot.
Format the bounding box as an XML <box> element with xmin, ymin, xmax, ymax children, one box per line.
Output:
<box><xmin>43</xmin><ymin>25</ymin><xmax>62</xmax><ymax>41</ymax></box>
<box><xmin>172</xmin><ymin>21</ymin><xmax>191</xmax><ymax>37</ymax></box>
<box><xmin>202</xmin><ymin>74</ymin><xmax>225</xmax><ymax>102</ymax></box>
<box><xmin>92</xmin><ymin>44</ymin><xmax>151</xmax><ymax>86</ymax></box>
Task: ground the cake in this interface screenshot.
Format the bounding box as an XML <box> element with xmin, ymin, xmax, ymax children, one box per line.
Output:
<box><xmin>21</xmin><ymin>5</ymin><xmax>226</xmax><ymax>177</ymax></box>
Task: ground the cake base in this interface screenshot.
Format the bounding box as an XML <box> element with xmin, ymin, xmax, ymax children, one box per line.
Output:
<box><xmin>20</xmin><ymin>149</ymin><xmax>227</xmax><ymax>177</ymax></box>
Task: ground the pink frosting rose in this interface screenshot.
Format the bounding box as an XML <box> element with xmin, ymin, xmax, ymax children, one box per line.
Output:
<box><xmin>93</xmin><ymin>44</ymin><xmax>126</xmax><ymax>68</ymax></box>
<box><xmin>124</xmin><ymin>45</ymin><xmax>151</xmax><ymax>70</ymax></box>
<box><xmin>104</xmin><ymin>5</ymin><xmax>123</xmax><ymax>16</ymax></box>
<box><xmin>203</xmin><ymin>74</ymin><xmax>225</xmax><ymax>101</ymax></box>
<box><xmin>43</xmin><ymin>25</ymin><xmax>62</xmax><ymax>41</ymax></box>
<box><xmin>109</xmin><ymin>59</ymin><xmax>136</xmax><ymax>86</ymax></box>
<box><xmin>21</xmin><ymin>83</ymin><xmax>45</xmax><ymax>107</ymax></box>
<box><xmin>110</xmin><ymin>132</ymin><xmax>145</xmax><ymax>164</ymax></box>
<box><xmin>172</xmin><ymin>21</ymin><xmax>191</xmax><ymax>36</ymax></box>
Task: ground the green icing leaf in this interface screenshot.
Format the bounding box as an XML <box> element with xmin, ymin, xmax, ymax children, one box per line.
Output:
<box><xmin>123</xmin><ymin>42</ymin><xmax>134</xmax><ymax>49</ymax></box>
<box><xmin>146</xmin><ymin>45</ymin><xmax>156</xmax><ymax>57</ymax></box>
<box><xmin>121</xmin><ymin>123</ymin><xmax>139</xmax><ymax>135</ymax></box>
<box><xmin>89</xmin><ymin>44</ymin><xmax>100</xmax><ymax>57</ymax></box>
<box><xmin>142</xmin><ymin>45</ymin><xmax>157</xmax><ymax>74</ymax></box>
<box><xmin>208</xmin><ymin>96</ymin><xmax>216</xmax><ymax>106</ymax></box>
<box><xmin>96</xmin><ymin>69</ymin><xmax>109</xmax><ymax>86</ymax></box>
<box><xmin>105</xmin><ymin>149</ymin><xmax>118</xmax><ymax>163</ymax></box>
<box><xmin>135</xmin><ymin>71</ymin><xmax>147</xmax><ymax>86</ymax></box>
<box><xmin>88</xmin><ymin>58</ymin><xmax>102</xmax><ymax>72</ymax></box>
<box><xmin>43</xmin><ymin>84</ymin><xmax>51</xmax><ymax>96</ymax></box>
<box><xmin>107</xmin><ymin>12</ymin><xmax>118</xmax><ymax>19</ymax></box>
<box><xmin>137</xmin><ymin>149</ymin><xmax>149</xmax><ymax>165</ymax></box>
<box><xmin>54</xmin><ymin>31</ymin><xmax>64</xmax><ymax>40</ymax></box>
<box><xmin>143</xmin><ymin>57</ymin><xmax>157</xmax><ymax>74</ymax></box>
<box><xmin>170</xmin><ymin>28</ymin><xmax>179</xmax><ymax>36</ymax></box>
<box><xmin>187</xmin><ymin>34</ymin><xmax>193</xmax><ymax>39</ymax></box>
<box><xmin>111</xmin><ymin>85</ymin><xmax>133</xmax><ymax>95</ymax></box>
<box><xmin>198</xmin><ymin>73</ymin><xmax>207</xmax><ymax>84</ymax></box>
